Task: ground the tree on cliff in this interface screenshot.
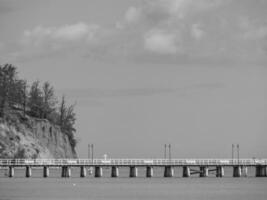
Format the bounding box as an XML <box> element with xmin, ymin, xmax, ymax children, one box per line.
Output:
<box><xmin>58</xmin><ymin>96</ymin><xmax>77</xmax><ymax>148</ymax></box>
<box><xmin>28</xmin><ymin>81</ymin><xmax>43</xmax><ymax>118</ymax></box>
<box><xmin>9</xmin><ymin>79</ymin><xmax>27</xmax><ymax>112</ymax></box>
<box><xmin>58</xmin><ymin>95</ymin><xmax>67</xmax><ymax>127</ymax></box>
<box><xmin>0</xmin><ymin>64</ymin><xmax>20</xmax><ymax>117</ymax></box>
<box><xmin>0</xmin><ymin>63</ymin><xmax>78</xmax><ymax>150</ymax></box>
<box><xmin>42</xmin><ymin>82</ymin><xmax>57</xmax><ymax>119</ymax></box>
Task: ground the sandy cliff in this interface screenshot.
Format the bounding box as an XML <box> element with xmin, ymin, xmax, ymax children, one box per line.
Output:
<box><xmin>0</xmin><ymin>113</ymin><xmax>77</xmax><ymax>159</ymax></box>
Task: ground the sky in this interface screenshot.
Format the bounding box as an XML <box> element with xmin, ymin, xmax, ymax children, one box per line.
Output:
<box><xmin>0</xmin><ymin>0</ymin><xmax>266</xmax><ymax>159</ymax></box>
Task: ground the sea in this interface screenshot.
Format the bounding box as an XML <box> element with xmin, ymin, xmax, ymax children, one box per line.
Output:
<box><xmin>0</xmin><ymin>167</ymin><xmax>266</xmax><ymax>200</ymax></box>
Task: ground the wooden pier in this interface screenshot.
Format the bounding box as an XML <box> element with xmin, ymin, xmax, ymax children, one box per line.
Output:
<box><xmin>0</xmin><ymin>158</ymin><xmax>266</xmax><ymax>178</ymax></box>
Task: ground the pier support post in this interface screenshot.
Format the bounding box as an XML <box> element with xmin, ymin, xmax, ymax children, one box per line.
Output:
<box><xmin>26</xmin><ymin>166</ymin><xmax>32</xmax><ymax>178</ymax></box>
<box><xmin>242</xmin><ymin>166</ymin><xmax>248</xmax><ymax>177</ymax></box>
<box><xmin>80</xmin><ymin>166</ymin><xmax>87</xmax><ymax>178</ymax></box>
<box><xmin>8</xmin><ymin>166</ymin><xmax>14</xmax><ymax>178</ymax></box>
<box><xmin>61</xmin><ymin>166</ymin><xmax>66</xmax><ymax>177</ymax></box>
<box><xmin>264</xmin><ymin>166</ymin><xmax>267</xmax><ymax>177</ymax></box>
<box><xmin>95</xmin><ymin>166</ymin><xmax>103</xmax><ymax>178</ymax></box>
<box><xmin>146</xmin><ymin>166</ymin><xmax>153</xmax><ymax>178</ymax></box>
<box><xmin>61</xmin><ymin>166</ymin><xmax>71</xmax><ymax>178</ymax></box>
<box><xmin>111</xmin><ymin>166</ymin><xmax>119</xmax><ymax>178</ymax></box>
<box><xmin>43</xmin><ymin>166</ymin><xmax>49</xmax><ymax>178</ymax></box>
<box><xmin>256</xmin><ymin>166</ymin><xmax>267</xmax><ymax>177</ymax></box>
<box><xmin>216</xmin><ymin>166</ymin><xmax>224</xmax><ymax>177</ymax></box>
<box><xmin>164</xmin><ymin>166</ymin><xmax>174</xmax><ymax>177</ymax></box>
<box><xmin>66</xmin><ymin>167</ymin><xmax>71</xmax><ymax>178</ymax></box>
<box><xmin>129</xmin><ymin>166</ymin><xmax>138</xmax><ymax>178</ymax></box>
<box><xmin>255</xmin><ymin>166</ymin><xmax>260</xmax><ymax>177</ymax></box>
<box><xmin>183</xmin><ymin>166</ymin><xmax>190</xmax><ymax>177</ymax></box>
<box><xmin>233</xmin><ymin>166</ymin><xmax>242</xmax><ymax>177</ymax></box>
<box><xmin>200</xmin><ymin>166</ymin><xmax>209</xmax><ymax>177</ymax></box>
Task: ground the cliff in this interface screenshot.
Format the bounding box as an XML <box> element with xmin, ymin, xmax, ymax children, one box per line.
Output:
<box><xmin>0</xmin><ymin>112</ymin><xmax>77</xmax><ymax>159</ymax></box>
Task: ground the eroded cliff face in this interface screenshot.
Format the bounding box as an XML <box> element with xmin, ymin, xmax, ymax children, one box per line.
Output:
<box><xmin>0</xmin><ymin>114</ymin><xmax>77</xmax><ymax>159</ymax></box>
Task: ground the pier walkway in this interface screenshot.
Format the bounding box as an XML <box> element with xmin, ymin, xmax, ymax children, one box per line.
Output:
<box><xmin>1</xmin><ymin>158</ymin><xmax>266</xmax><ymax>178</ymax></box>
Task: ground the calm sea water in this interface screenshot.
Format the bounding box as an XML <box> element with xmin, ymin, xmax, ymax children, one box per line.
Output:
<box><xmin>0</xmin><ymin>167</ymin><xmax>267</xmax><ymax>200</ymax></box>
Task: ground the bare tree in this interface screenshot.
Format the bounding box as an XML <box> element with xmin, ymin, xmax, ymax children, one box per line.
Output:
<box><xmin>58</xmin><ymin>95</ymin><xmax>77</xmax><ymax>147</ymax></box>
<box><xmin>0</xmin><ymin>64</ymin><xmax>17</xmax><ymax>117</ymax></box>
<box><xmin>28</xmin><ymin>81</ymin><xmax>43</xmax><ymax>118</ymax></box>
<box><xmin>59</xmin><ymin>95</ymin><xmax>67</xmax><ymax>127</ymax></box>
<box><xmin>42</xmin><ymin>82</ymin><xmax>57</xmax><ymax>119</ymax></box>
<box><xmin>8</xmin><ymin>79</ymin><xmax>27</xmax><ymax>111</ymax></box>
<box><xmin>0</xmin><ymin>63</ymin><xmax>77</xmax><ymax>149</ymax></box>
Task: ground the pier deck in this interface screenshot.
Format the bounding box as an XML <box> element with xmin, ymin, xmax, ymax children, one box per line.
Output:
<box><xmin>0</xmin><ymin>158</ymin><xmax>266</xmax><ymax>167</ymax></box>
<box><xmin>1</xmin><ymin>159</ymin><xmax>266</xmax><ymax>178</ymax></box>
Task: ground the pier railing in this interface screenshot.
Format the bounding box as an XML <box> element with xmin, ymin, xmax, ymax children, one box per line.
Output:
<box><xmin>0</xmin><ymin>158</ymin><xmax>266</xmax><ymax>166</ymax></box>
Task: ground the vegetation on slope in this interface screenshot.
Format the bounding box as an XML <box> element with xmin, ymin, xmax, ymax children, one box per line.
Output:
<box><xmin>0</xmin><ymin>63</ymin><xmax>77</xmax><ymax>150</ymax></box>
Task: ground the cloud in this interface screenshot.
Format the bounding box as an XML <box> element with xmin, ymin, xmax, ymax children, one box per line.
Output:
<box><xmin>191</xmin><ymin>24</ymin><xmax>205</xmax><ymax>40</ymax></box>
<box><xmin>2</xmin><ymin>0</ymin><xmax>267</xmax><ymax>64</ymax></box>
<box><xmin>22</xmin><ymin>22</ymin><xmax>99</xmax><ymax>46</ymax></box>
<box><xmin>131</xmin><ymin>0</ymin><xmax>216</xmax><ymax>59</ymax></box>
<box><xmin>144</xmin><ymin>30</ymin><xmax>178</xmax><ymax>54</ymax></box>
<box><xmin>125</xmin><ymin>7</ymin><xmax>141</xmax><ymax>23</ymax></box>
<box><xmin>49</xmin><ymin>23</ymin><xmax>93</xmax><ymax>41</ymax></box>
<box><xmin>13</xmin><ymin>22</ymin><xmax>100</xmax><ymax>60</ymax></box>
<box><xmin>141</xmin><ymin>0</ymin><xmax>226</xmax><ymax>20</ymax></box>
<box><xmin>124</xmin><ymin>0</ymin><xmax>267</xmax><ymax>63</ymax></box>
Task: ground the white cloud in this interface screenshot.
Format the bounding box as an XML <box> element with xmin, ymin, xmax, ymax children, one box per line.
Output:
<box><xmin>16</xmin><ymin>22</ymin><xmax>101</xmax><ymax>59</ymax></box>
<box><xmin>129</xmin><ymin>0</ymin><xmax>267</xmax><ymax>63</ymax></box>
<box><xmin>22</xmin><ymin>22</ymin><xmax>99</xmax><ymax>47</ymax></box>
<box><xmin>141</xmin><ymin>0</ymin><xmax>226</xmax><ymax>20</ymax></box>
<box><xmin>125</xmin><ymin>7</ymin><xmax>141</xmax><ymax>23</ymax></box>
<box><xmin>144</xmin><ymin>30</ymin><xmax>177</xmax><ymax>54</ymax></box>
<box><xmin>191</xmin><ymin>24</ymin><xmax>205</xmax><ymax>40</ymax></box>
<box><xmin>52</xmin><ymin>23</ymin><xmax>93</xmax><ymax>41</ymax></box>
<box><xmin>5</xmin><ymin>0</ymin><xmax>267</xmax><ymax>64</ymax></box>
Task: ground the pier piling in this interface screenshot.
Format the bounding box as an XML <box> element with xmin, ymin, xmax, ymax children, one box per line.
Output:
<box><xmin>146</xmin><ymin>166</ymin><xmax>153</xmax><ymax>178</ymax></box>
<box><xmin>8</xmin><ymin>166</ymin><xmax>14</xmax><ymax>178</ymax></box>
<box><xmin>216</xmin><ymin>166</ymin><xmax>224</xmax><ymax>177</ymax></box>
<box><xmin>200</xmin><ymin>166</ymin><xmax>209</xmax><ymax>177</ymax></box>
<box><xmin>164</xmin><ymin>166</ymin><xmax>174</xmax><ymax>177</ymax></box>
<box><xmin>61</xmin><ymin>166</ymin><xmax>66</xmax><ymax>177</ymax></box>
<box><xmin>129</xmin><ymin>166</ymin><xmax>138</xmax><ymax>177</ymax></box>
<box><xmin>233</xmin><ymin>166</ymin><xmax>242</xmax><ymax>177</ymax></box>
<box><xmin>256</xmin><ymin>165</ymin><xmax>267</xmax><ymax>177</ymax></box>
<box><xmin>95</xmin><ymin>166</ymin><xmax>103</xmax><ymax>177</ymax></box>
<box><xmin>242</xmin><ymin>166</ymin><xmax>248</xmax><ymax>177</ymax></box>
<box><xmin>66</xmin><ymin>167</ymin><xmax>71</xmax><ymax>177</ymax></box>
<box><xmin>111</xmin><ymin>166</ymin><xmax>119</xmax><ymax>178</ymax></box>
<box><xmin>61</xmin><ymin>166</ymin><xmax>71</xmax><ymax>178</ymax></box>
<box><xmin>26</xmin><ymin>166</ymin><xmax>32</xmax><ymax>178</ymax></box>
<box><xmin>183</xmin><ymin>166</ymin><xmax>190</xmax><ymax>177</ymax></box>
<box><xmin>43</xmin><ymin>166</ymin><xmax>49</xmax><ymax>178</ymax></box>
<box><xmin>80</xmin><ymin>166</ymin><xmax>87</xmax><ymax>178</ymax></box>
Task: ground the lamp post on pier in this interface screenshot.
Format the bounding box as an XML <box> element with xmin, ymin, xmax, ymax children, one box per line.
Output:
<box><xmin>232</xmin><ymin>144</ymin><xmax>234</xmax><ymax>164</ymax></box>
<box><xmin>91</xmin><ymin>144</ymin><xmax>94</xmax><ymax>163</ymax></box>
<box><xmin>168</xmin><ymin>144</ymin><xmax>171</xmax><ymax>160</ymax></box>
<box><xmin>239</xmin><ymin>145</ymin><xmax>241</xmax><ymax>165</ymax></box>
<box><xmin>164</xmin><ymin>144</ymin><xmax>167</xmax><ymax>159</ymax></box>
<box><xmin>88</xmin><ymin>144</ymin><xmax>90</xmax><ymax>159</ymax></box>
<box><xmin>88</xmin><ymin>144</ymin><xmax>94</xmax><ymax>163</ymax></box>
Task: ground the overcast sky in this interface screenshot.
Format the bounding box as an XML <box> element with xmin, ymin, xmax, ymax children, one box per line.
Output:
<box><xmin>0</xmin><ymin>0</ymin><xmax>266</xmax><ymax>158</ymax></box>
